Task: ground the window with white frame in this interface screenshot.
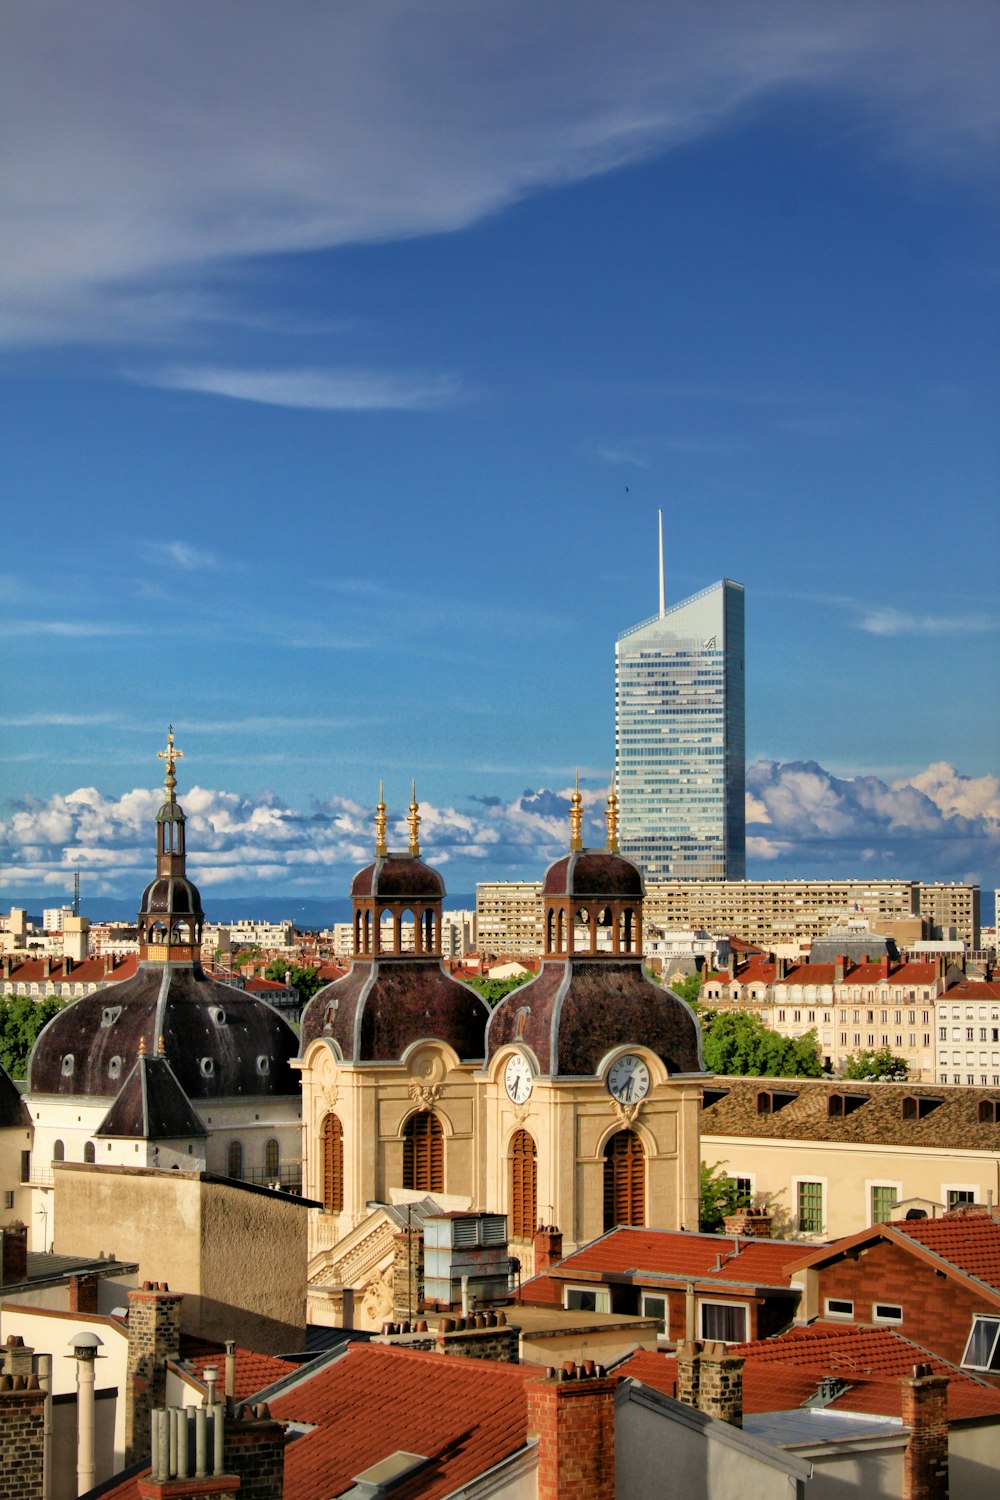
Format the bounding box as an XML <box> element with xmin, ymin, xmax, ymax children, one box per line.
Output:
<box><xmin>946</xmin><ymin>1187</ymin><xmax>977</xmax><ymax>1210</ymax></box>
<box><xmin>699</xmin><ymin>1300</ymin><xmax>748</xmax><ymax>1343</ymax></box>
<box><xmin>824</xmin><ymin>1297</ymin><xmax>854</xmax><ymax>1319</ymax></box>
<box><xmin>962</xmin><ymin>1316</ymin><xmax>1000</xmax><ymax>1373</ymax></box>
<box><xmin>641</xmin><ymin>1292</ymin><xmax>668</xmax><ymax>1336</ymax></box>
<box><xmin>873</xmin><ymin>1302</ymin><xmax>903</xmax><ymax>1325</ymax></box>
<box><xmin>564</xmin><ymin>1286</ymin><xmax>610</xmax><ymax>1314</ymax></box>
<box><xmin>796</xmin><ymin>1180</ymin><xmax>824</xmax><ymax>1235</ymax></box>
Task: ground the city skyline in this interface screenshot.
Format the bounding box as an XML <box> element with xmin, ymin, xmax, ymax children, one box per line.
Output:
<box><xmin>1</xmin><ymin>4</ymin><xmax>997</xmax><ymax>903</ymax></box>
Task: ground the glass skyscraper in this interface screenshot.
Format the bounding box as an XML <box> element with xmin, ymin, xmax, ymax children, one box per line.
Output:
<box><xmin>615</xmin><ymin>578</ymin><xmax>745</xmax><ymax>881</ymax></box>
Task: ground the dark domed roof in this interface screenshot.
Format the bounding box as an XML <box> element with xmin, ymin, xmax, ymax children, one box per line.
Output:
<box><xmin>28</xmin><ymin>964</ymin><xmax>300</xmax><ymax>1101</ymax></box>
<box><xmin>486</xmin><ymin>962</ymin><xmax>704</xmax><ymax>1078</ymax></box>
<box><xmin>140</xmin><ymin>874</ymin><xmax>203</xmax><ymax>916</ymax></box>
<box><xmin>350</xmin><ymin>854</ymin><xmax>445</xmax><ymax>902</ymax></box>
<box><xmin>543</xmin><ymin>850</ymin><xmax>644</xmax><ymax>900</ymax></box>
<box><xmin>300</xmin><ymin>960</ymin><xmax>489</xmax><ymax>1063</ymax></box>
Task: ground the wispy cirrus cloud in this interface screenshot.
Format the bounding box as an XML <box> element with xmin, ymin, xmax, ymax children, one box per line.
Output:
<box><xmin>2</xmin><ymin>2</ymin><xmax>997</xmax><ymax>347</ymax></box>
<box><xmin>0</xmin><ymin>620</ymin><xmax>141</xmax><ymax>640</ymax></box>
<box><xmin>141</xmin><ymin>364</ymin><xmax>466</xmax><ymax>412</ymax></box>
<box><xmin>141</xmin><ymin>540</ymin><xmax>220</xmax><ymax>571</ymax></box>
<box><xmin>855</xmin><ymin>607</ymin><xmax>999</xmax><ymax>637</ymax></box>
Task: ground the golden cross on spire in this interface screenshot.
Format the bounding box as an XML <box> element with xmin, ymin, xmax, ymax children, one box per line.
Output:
<box><xmin>605</xmin><ymin>773</ymin><xmax>620</xmax><ymax>852</ymax></box>
<box><xmin>407</xmin><ymin>780</ymin><xmax>421</xmax><ymax>857</ymax></box>
<box><xmin>374</xmin><ymin>779</ymin><xmax>388</xmax><ymax>858</ymax></box>
<box><xmin>569</xmin><ymin>769</ymin><xmax>583</xmax><ymax>852</ymax></box>
<box><xmin>157</xmin><ymin>725</ymin><xmax>183</xmax><ymax>796</ymax></box>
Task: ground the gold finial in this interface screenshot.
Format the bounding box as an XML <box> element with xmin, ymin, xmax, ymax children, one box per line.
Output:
<box><xmin>605</xmin><ymin>774</ymin><xmax>620</xmax><ymax>852</ymax></box>
<box><xmin>138</xmin><ymin>1035</ymin><xmax>147</xmax><ymax>1057</ymax></box>
<box><xmin>407</xmin><ymin>779</ymin><xmax>421</xmax><ymax>857</ymax></box>
<box><xmin>569</xmin><ymin>769</ymin><xmax>583</xmax><ymax>852</ymax></box>
<box><xmin>374</xmin><ymin>779</ymin><xmax>388</xmax><ymax>858</ymax></box>
<box><xmin>158</xmin><ymin>1034</ymin><xmax>166</xmax><ymax>1055</ymax></box>
<box><xmin>157</xmin><ymin>725</ymin><xmax>183</xmax><ymax>798</ymax></box>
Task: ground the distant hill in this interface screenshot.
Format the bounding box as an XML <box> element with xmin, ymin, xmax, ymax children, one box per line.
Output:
<box><xmin>0</xmin><ymin>893</ymin><xmax>478</xmax><ymax>929</ymax></box>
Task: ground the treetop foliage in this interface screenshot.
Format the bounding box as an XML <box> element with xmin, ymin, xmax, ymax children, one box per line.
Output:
<box><xmin>463</xmin><ymin>972</ymin><xmax>532</xmax><ymax>1008</ymax></box>
<box><xmin>0</xmin><ymin>994</ymin><xmax>66</xmax><ymax>1080</ymax></box>
<box><xmin>701</xmin><ymin>1009</ymin><xmax>823</xmax><ymax>1078</ymax></box>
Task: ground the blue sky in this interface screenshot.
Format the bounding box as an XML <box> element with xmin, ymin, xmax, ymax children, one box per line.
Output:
<box><xmin>1</xmin><ymin>2</ymin><xmax>998</xmax><ymax>907</ymax></box>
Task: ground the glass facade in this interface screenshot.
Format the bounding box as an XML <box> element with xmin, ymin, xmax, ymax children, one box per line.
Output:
<box><xmin>615</xmin><ymin>579</ymin><xmax>745</xmax><ymax>881</ymax></box>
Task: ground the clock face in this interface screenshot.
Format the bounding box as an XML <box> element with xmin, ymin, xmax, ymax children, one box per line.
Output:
<box><xmin>607</xmin><ymin>1054</ymin><xmax>650</xmax><ymax>1104</ymax></box>
<box><xmin>504</xmin><ymin>1053</ymin><xmax>534</xmax><ymax>1104</ymax></box>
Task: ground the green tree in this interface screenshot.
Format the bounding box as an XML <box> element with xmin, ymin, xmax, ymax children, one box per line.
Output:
<box><xmin>266</xmin><ymin>958</ymin><xmax>325</xmax><ymax>1004</ymax></box>
<box><xmin>843</xmin><ymin>1045</ymin><xmax>909</xmax><ymax>1081</ymax></box>
<box><xmin>701</xmin><ymin>1011</ymin><xmax>822</xmax><ymax>1078</ymax></box>
<box><xmin>463</xmin><ymin>972</ymin><xmax>532</xmax><ymax>1008</ymax></box>
<box><xmin>668</xmin><ymin>972</ymin><xmax>703</xmax><ymax>1009</ymax></box>
<box><xmin>699</xmin><ymin>1161</ymin><xmax>751</xmax><ymax>1234</ymax></box>
<box><xmin>0</xmin><ymin>995</ymin><xmax>66</xmax><ymax>1080</ymax></box>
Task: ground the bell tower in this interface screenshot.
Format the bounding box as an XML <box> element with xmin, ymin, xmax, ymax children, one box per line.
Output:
<box><xmin>137</xmin><ymin>727</ymin><xmax>205</xmax><ymax>963</ymax></box>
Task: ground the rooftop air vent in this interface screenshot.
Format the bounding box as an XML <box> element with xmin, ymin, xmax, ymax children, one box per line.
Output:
<box><xmin>101</xmin><ymin>1006</ymin><xmax>122</xmax><ymax>1028</ymax></box>
<box><xmin>199</xmin><ymin>1057</ymin><xmax>215</xmax><ymax>1077</ymax></box>
<box><xmin>61</xmin><ymin>1055</ymin><xmax>74</xmax><ymax>1077</ymax></box>
<box><xmin>256</xmin><ymin>1055</ymin><xmax>270</xmax><ymax>1076</ymax></box>
<box><xmin>108</xmin><ymin>1056</ymin><xmax>122</xmax><ymax>1080</ymax></box>
<box><xmin>210</xmin><ymin>1007</ymin><xmax>227</xmax><ymax>1026</ymax></box>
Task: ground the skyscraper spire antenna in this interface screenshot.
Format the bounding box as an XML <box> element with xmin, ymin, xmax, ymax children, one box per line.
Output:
<box><xmin>658</xmin><ymin>509</ymin><xmax>665</xmax><ymax>618</ymax></box>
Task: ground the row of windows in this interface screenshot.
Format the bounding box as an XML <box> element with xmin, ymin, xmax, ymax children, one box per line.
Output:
<box><xmin>318</xmin><ymin>1112</ymin><xmax>647</xmax><ymax>1237</ymax></box>
<box><xmin>564</xmin><ymin>1287</ymin><xmax>748</xmax><ymax>1343</ymax></box>
<box><xmin>942</xmin><ymin>1027</ymin><xmax>1000</xmax><ymax>1042</ymax></box>
<box><xmin>731</xmin><ymin>1177</ymin><xmax>980</xmax><ymax>1235</ymax></box>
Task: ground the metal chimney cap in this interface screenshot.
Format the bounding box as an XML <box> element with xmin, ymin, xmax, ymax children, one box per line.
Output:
<box><xmin>69</xmin><ymin>1332</ymin><xmax>104</xmax><ymax>1352</ymax></box>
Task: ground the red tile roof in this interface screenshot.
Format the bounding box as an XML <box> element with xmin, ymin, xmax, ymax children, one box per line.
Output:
<box><xmin>272</xmin><ymin>1342</ymin><xmax>541</xmax><ymax>1500</ymax></box>
<box><xmin>1</xmin><ymin>954</ymin><xmax>138</xmax><ymax>986</ymax></box>
<box><xmin>522</xmin><ymin>1227</ymin><xmax>800</xmax><ymax>1290</ymax></box>
<box><xmin>619</xmin><ymin>1324</ymin><xmax>1000</xmax><ymax>1424</ymax></box>
<box><xmin>176</xmin><ymin>1337</ymin><xmax>297</xmax><ymax>1402</ymax></box>
<box><xmin>944</xmin><ymin>980</ymin><xmax>1000</xmax><ymax>1001</ymax></box>
<box><xmin>892</xmin><ymin>1210</ymin><xmax>1000</xmax><ymax>1293</ymax></box>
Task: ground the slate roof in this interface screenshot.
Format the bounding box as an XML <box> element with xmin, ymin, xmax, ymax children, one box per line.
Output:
<box><xmin>486</xmin><ymin>959</ymin><xmax>704</xmax><ymax>1076</ymax></box>
<box><xmin>542</xmin><ymin>849</ymin><xmax>644</xmax><ymax>899</ymax></box>
<box><xmin>299</xmin><ymin>959</ymin><xmax>490</xmax><ymax>1063</ymax></box>
<box><xmin>27</xmin><ymin>962</ymin><xmax>300</xmax><ymax>1101</ymax></box>
<box><xmin>619</xmin><ymin>1324</ymin><xmax>1000</xmax><ymax>1424</ymax></box>
<box><xmin>95</xmin><ymin>1055</ymin><xmax>207</xmax><ymax>1140</ymax></box>
<box><xmin>0</xmin><ymin>1061</ymin><xmax>31</xmax><ymax>1128</ymax></box>
<box><xmin>519</xmin><ymin>1226</ymin><xmax>800</xmax><ymax>1295</ymax></box>
<box><xmin>350</xmin><ymin>852</ymin><xmax>445</xmax><ymax>901</ymax></box>
<box><xmin>701</xmin><ymin>1077</ymin><xmax>1000</xmax><ymax>1151</ymax></box>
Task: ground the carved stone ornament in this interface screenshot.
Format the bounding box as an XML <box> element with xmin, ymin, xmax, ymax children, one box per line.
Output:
<box><xmin>361</xmin><ymin>1268</ymin><xmax>393</xmax><ymax>1324</ymax></box>
<box><xmin>610</xmin><ymin>1097</ymin><xmax>643</xmax><ymax>1129</ymax></box>
<box><xmin>318</xmin><ymin>1081</ymin><xmax>339</xmax><ymax>1113</ymax></box>
<box><xmin>511</xmin><ymin>1100</ymin><xmax>531</xmax><ymax>1128</ymax></box>
<box><xmin>408</xmin><ymin>1079</ymin><xmax>442</xmax><ymax>1111</ymax></box>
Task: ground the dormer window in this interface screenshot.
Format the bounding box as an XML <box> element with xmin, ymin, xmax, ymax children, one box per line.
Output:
<box><xmin>256</xmin><ymin>1055</ymin><xmax>270</xmax><ymax>1076</ymax></box>
<box><xmin>901</xmin><ymin>1095</ymin><xmax>943</xmax><ymax>1120</ymax></box>
<box><xmin>828</xmin><ymin>1092</ymin><xmax>869</xmax><ymax>1117</ymax></box>
<box><xmin>199</xmin><ymin>1057</ymin><xmax>215</xmax><ymax>1077</ymax></box>
<box><xmin>101</xmin><ymin>1006</ymin><xmax>122</xmax><ymax>1028</ymax></box>
<box><xmin>61</xmin><ymin>1055</ymin><xmax>74</xmax><ymax>1077</ymax></box>
<box><xmin>978</xmin><ymin>1099</ymin><xmax>1000</xmax><ymax>1124</ymax></box>
<box><xmin>210</xmin><ymin>1007</ymin><xmax>227</xmax><ymax>1026</ymax></box>
<box><xmin>108</xmin><ymin>1056</ymin><xmax>122</xmax><ymax>1080</ymax></box>
<box><xmin>757</xmin><ymin>1088</ymin><xmax>797</xmax><ymax>1115</ymax></box>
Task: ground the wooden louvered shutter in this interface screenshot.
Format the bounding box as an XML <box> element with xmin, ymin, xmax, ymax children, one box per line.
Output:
<box><xmin>603</xmin><ymin>1130</ymin><xmax>645</xmax><ymax>1231</ymax></box>
<box><xmin>509</xmin><ymin>1129</ymin><xmax>537</xmax><ymax>1239</ymax></box>
<box><xmin>322</xmin><ymin>1113</ymin><xmax>343</xmax><ymax>1212</ymax></box>
<box><xmin>403</xmin><ymin>1112</ymin><xmax>443</xmax><ymax>1192</ymax></box>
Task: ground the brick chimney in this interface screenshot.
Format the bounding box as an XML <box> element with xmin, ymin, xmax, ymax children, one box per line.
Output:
<box><xmin>125</xmin><ymin>1281</ymin><xmax>182</xmax><ymax>1464</ymax></box>
<box><xmin>533</xmin><ymin>1225</ymin><xmax>563</xmax><ymax>1274</ymax></box>
<box><xmin>1</xmin><ymin>956</ymin><xmax>11</xmax><ymax>979</ymax></box>
<box><xmin>722</xmin><ymin>1208</ymin><xmax>772</xmax><ymax>1240</ymax></box>
<box><xmin>0</xmin><ymin>1374</ymin><xmax>45</xmax><ymax>1500</ymax></box>
<box><xmin>2</xmin><ymin>1336</ymin><xmax>34</xmax><ymax>1380</ymax></box>
<box><xmin>104</xmin><ymin>955</ymin><xmax>115</xmax><ymax>976</ymax></box>
<box><xmin>901</xmin><ymin>1364</ymin><xmax>948</xmax><ymax>1500</ymax></box>
<box><xmin>834</xmin><ymin>955</ymin><xmax>846</xmax><ymax>983</ymax></box>
<box><xmin>1</xmin><ymin>1222</ymin><xmax>28</xmax><ymax>1284</ymax></box>
<box><xmin>774</xmin><ymin>955</ymin><xmax>786</xmax><ymax>981</ymax></box>
<box><xmin>881</xmin><ymin>954</ymin><xmax>891</xmax><ymax>979</ymax></box>
<box><xmin>69</xmin><ymin>1273</ymin><xmax>100</xmax><ymax>1314</ymax></box>
<box><xmin>675</xmin><ymin>1340</ymin><xmax>701</xmax><ymax>1408</ymax></box>
<box><xmin>392</xmin><ymin>1227</ymin><xmax>424</xmax><ymax>1322</ymax></box>
<box><xmin>527</xmin><ymin>1362</ymin><xmax>617</xmax><ymax>1500</ymax></box>
<box><xmin>698</xmin><ymin>1342</ymin><xmax>744</xmax><ymax>1427</ymax></box>
<box><xmin>61</xmin><ymin>956</ymin><xmax>72</xmax><ymax>977</ymax></box>
<box><xmin>223</xmin><ymin>1403</ymin><xmax>287</xmax><ymax>1500</ymax></box>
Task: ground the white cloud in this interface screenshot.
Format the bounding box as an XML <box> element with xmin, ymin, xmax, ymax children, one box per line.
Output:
<box><xmin>855</xmin><ymin>607</ymin><xmax>999</xmax><ymax>637</ymax></box>
<box><xmin>143</xmin><ymin>365</ymin><xmax>465</xmax><ymax>412</ymax></box>
<box><xmin>142</xmin><ymin>540</ymin><xmax>219</xmax><ymax>571</ymax></box>
<box><xmin>2</xmin><ymin>1</ymin><xmax>996</xmax><ymax>346</ymax></box>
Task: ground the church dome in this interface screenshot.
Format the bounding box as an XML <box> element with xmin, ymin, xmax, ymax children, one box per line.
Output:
<box><xmin>300</xmin><ymin>784</ymin><xmax>489</xmax><ymax>1062</ymax></box>
<box><xmin>28</xmin><ymin>728</ymin><xmax>299</xmax><ymax>1103</ymax></box>
<box><xmin>542</xmin><ymin>850</ymin><xmax>643</xmax><ymax>900</ymax></box>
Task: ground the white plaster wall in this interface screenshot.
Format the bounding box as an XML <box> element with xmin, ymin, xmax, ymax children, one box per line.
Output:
<box><xmin>616</xmin><ymin>1392</ymin><xmax>803</xmax><ymax>1500</ymax></box>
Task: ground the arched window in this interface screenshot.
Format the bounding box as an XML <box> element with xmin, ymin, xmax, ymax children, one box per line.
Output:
<box><xmin>424</xmin><ymin>909</ymin><xmax>436</xmax><ymax>953</ymax></box>
<box><xmin>402</xmin><ymin>1112</ymin><xmax>443</xmax><ymax>1193</ymax></box>
<box><xmin>354</xmin><ymin>910</ymin><xmax>362</xmax><ymax>953</ymax></box>
<box><xmin>52</xmin><ymin>1140</ymin><xmax>65</xmax><ymax>1162</ymax></box>
<box><xmin>83</xmin><ymin>1141</ymin><xmax>96</xmax><ymax>1165</ymax></box>
<box><xmin>546</xmin><ymin>908</ymin><xmax>555</xmax><ymax>952</ymax></box>
<box><xmin>603</xmin><ymin>1130</ymin><xmax>644</xmax><ymax>1231</ymax></box>
<box><xmin>227</xmin><ymin>1141</ymin><xmax>243</xmax><ymax>1180</ymax></box>
<box><xmin>321</xmin><ymin>1114</ymin><xmax>344</xmax><ymax>1213</ymax></box>
<box><xmin>508</xmin><ymin>1129</ymin><xmax>537</xmax><ymax>1240</ymax></box>
<box><xmin>265</xmin><ymin>1138</ymin><xmax>280</xmax><ymax>1180</ymax></box>
<box><xmin>363</xmin><ymin>909</ymin><xmax>372</xmax><ymax>954</ymax></box>
<box><xmin>621</xmin><ymin>909</ymin><xmax>635</xmax><ymax>953</ymax></box>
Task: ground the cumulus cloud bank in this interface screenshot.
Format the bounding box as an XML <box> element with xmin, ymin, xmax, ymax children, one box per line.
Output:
<box><xmin>1</xmin><ymin>763</ymin><xmax>996</xmax><ymax>899</ymax></box>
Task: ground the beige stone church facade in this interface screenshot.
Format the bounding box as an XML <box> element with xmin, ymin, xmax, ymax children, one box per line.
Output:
<box><xmin>297</xmin><ymin>783</ymin><xmax>707</xmax><ymax>1323</ymax></box>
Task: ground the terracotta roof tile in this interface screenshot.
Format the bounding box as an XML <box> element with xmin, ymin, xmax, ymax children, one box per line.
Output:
<box><xmin>525</xmin><ymin>1226</ymin><xmax>799</xmax><ymax>1289</ymax></box>
<box><xmin>892</xmin><ymin>1211</ymin><xmax>1000</xmax><ymax>1293</ymax></box>
<box><xmin>177</xmin><ymin>1338</ymin><xmax>297</xmax><ymax>1401</ymax></box>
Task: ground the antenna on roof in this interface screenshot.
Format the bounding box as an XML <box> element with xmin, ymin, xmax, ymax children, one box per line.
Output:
<box><xmin>73</xmin><ymin>871</ymin><xmax>80</xmax><ymax>918</ymax></box>
<box><xmin>658</xmin><ymin>509</ymin><xmax>665</xmax><ymax>618</ymax></box>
